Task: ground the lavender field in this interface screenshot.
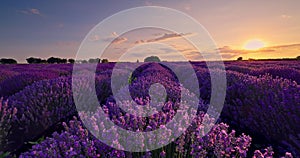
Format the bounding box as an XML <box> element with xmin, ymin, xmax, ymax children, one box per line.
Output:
<box><xmin>0</xmin><ymin>60</ymin><xmax>299</xmax><ymax>158</ymax></box>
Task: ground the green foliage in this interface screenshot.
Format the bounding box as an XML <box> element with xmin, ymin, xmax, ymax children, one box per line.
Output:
<box><xmin>88</xmin><ymin>58</ymin><xmax>100</xmax><ymax>63</ymax></box>
<box><xmin>101</xmin><ymin>59</ymin><xmax>109</xmax><ymax>63</ymax></box>
<box><xmin>68</xmin><ymin>59</ymin><xmax>75</xmax><ymax>63</ymax></box>
<box><xmin>128</xmin><ymin>72</ymin><xmax>136</xmax><ymax>84</ymax></box>
<box><xmin>0</xmin><ymin>58</ymin><xmax>17</xmax><ymax>64</ymax></box>
<box><xmin>144</xmin><ymin>56</ymin><xmax>161</xmax><ymax>62</ymax></box>
<box><xmin>47</xmin><ymin>57</ymin><xmax>67</xmax><ymax>64</ymax></box>
<box><xmin>0</xmin><ymin>152</ymin><xmax>10</xmax><ymax>158</ymax></box>
<box><xmin>27</xmin><ymin>136</ymin><xmax>45</xmax><ymax>145</ymax></box>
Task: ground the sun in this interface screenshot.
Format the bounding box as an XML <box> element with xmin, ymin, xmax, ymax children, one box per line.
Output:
<box><xmin>243</xmin><ymin>39</ymin><xmax>265</xmax><ymax>50</ymax></box>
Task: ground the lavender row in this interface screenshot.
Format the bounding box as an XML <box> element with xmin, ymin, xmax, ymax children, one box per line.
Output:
<box><xmin>0</xmin><ymin>72</ymin><xmax>62</xmax><ymax>99</ymax></box>
<box><xmin>223</xmin><ymin>71</ymin><xmax>300</xmax><ymax>155</ymax></box>
<box><xmin>20</xmin><ymin>115</ymin><xmax>293</xmax><ymax>158</ymax></box>
<box><xmin>225</xmin><ymin>65</ymin><xmax>300</xmax><ymax>84</ymax></box>
<box><xmin>181</xmin><ymin>66</ymin><xmax>299</xmax><ymax>156</ymax></box>
<box><xmin>0</xmin><ymin>77</ymin><xmax>75</xmax><ymax>152</ymax></box>
<box><xmin>0</xmin><ymin>72</ymin><xmax>121</xmax><ymax>153</ymax></box>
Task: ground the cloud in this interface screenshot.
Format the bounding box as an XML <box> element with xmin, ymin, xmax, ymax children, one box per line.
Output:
<box><xmin>89</xmin><ymin>35</ymin><xmax>100</xmax><ymax>42</ymax></box>
<box><xmin>175</xmin><ymin>46</ymin><xmax>276</xmax><ymax>60</ymax></box>
<box><xmin>215</xmin><ymin>43</ymin><xmax>300</xmax><ymax>59</ymax></box>
<box><xmin>19</xmin><ymin>8</ymin><xmax>41</xmax><ymax>16</ymax></box>
<box><xmin>184</xmin><ymin>4</ymin><xmax>191</xmax><ymax>11</ymax></box>
<box><xmin>101</xmin><ymin>32</ymin><xmax>128</xmax><ymax>44</ymax></box>
<box><xmin>148</xmin><ymin>33</ymin><xmax>194</xmax><ymax>42</ymax></box>
<box><xmin>160</xmin><ymin>47</ymin><xmax>176</xmax><ymax>53</ymax></box>
<box><xmin>112</xmin><ymin>37</ymin><xmax>127</xmax><ymax>44</ymax></box>
<box><xmin>218</xmin><ymin>46</ymin><xmax>275</xmax><ymax>55</ymax></box>
<box><xmin>134</xmin><ymin>40</ymin><xmax>146</xmax><ymax>44</ymax></box>
<box><xmin>280</xmin><ymin>14</ymin><xmax>292</xmax><ymax>19</ymax></box>
<box><xmin>57</xmin><ymin>23</ymin><xmax>64</xmax><ymax>28</ymax></box>
<box><xmin>220</xmin><ymin>53</ymin><xmax>238</xmax><ymax>59</ymax></box>
<box><xmin>134</xmin><ymin>32</ymin><xmax>195</xmax><ymax>44</ymax></box>
<box><xmin>217</xmin><ymin>46</ymin><xmax>243</xmax><ymax>56</ymax></box>
<box><xmin>127</xmin><ymin>43</ymin><xmax>300</xmax><ymax>61</ymax></box>
<box><xmin>30</xmin><ymin>8</ymin><xmax>40</xmax><ymax>15</ymax></box>
<box><xmin>111</xmin><ymin>32</ymin><xmax>118</xmax><ymax>37</ymax></box>
<box><xmin>266</xmin><ymin>43</ymin><xmax>300</xmax><ymax>49</ymax></box>
<box><xmin>178</xmin><ymin>48</ymin><xmax>194</xmax><ymax>52</ymax></box>
<box><xmin>55</xmin><ymin>41</ymin><xmax>80</xmax><ymax>47</ymax></box>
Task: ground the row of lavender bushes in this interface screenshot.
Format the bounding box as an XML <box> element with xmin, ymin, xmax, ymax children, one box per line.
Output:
<box><xmin>223</xmin><ymin>71</ymin><xmax>300</xmax><ymax>155</ymax></box>
<box><xmin>0</xmin><ymin>69</ymin><xmax>118</xmax><ymax>154</ymax></box>
<box><xmin>173</xmin><ymin>62</ymin><xmax>299</xmax><ymax>156</ymax></box>
<box><xmin>0</xmin><ymin>98</ymin><xmax>294</xmax><ymax>157</ymax></box>
<box><xmin>0</xmin><ymin>77</ymin><xmax>75</xmax><ymax>152</ymax></box>
<box><xmin>225</xmin><ymin>65</ymin><xmax>300</xmax><ymax>84</ymax></box>
<box><xmin>0</xmin><ymin>62</ymin><xmax>298</xmax><ymax>157</ymax></box>
<box><xmin>184</xmin><ymin>66</ymin><xmax>300</xmax><ymax>156</ymax></box>
<box><xmin>19</xmin><ymin>115</ymin><xmax>293</xmax><ymax>158</ymax></box>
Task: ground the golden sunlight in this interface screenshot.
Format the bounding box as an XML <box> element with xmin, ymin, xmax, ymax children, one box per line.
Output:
<box><xmin>243</xmin><ymin>39</ymin><xmax>265</xmax><ymax>50</ymax></box>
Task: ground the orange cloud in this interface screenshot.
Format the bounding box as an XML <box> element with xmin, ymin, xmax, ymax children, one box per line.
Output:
<box><xmin>216</xmin><ymin>43</ymin><xmax>300</xmax><ymax>59</ymax></box>
<box><xmin>112</xmin><ymin>37</ymin><xmax>127</xmax><ymax>44</ymax></box>
<box><xmin>280</xmin><ymin>14</ymin><xmax>292</xmax><ymax>19</ymax></box>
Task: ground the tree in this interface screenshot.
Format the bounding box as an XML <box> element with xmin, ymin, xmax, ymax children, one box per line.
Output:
<box><xmin>0</xmin><ymin>58</ymin><xmax>17</xmax><ymax>64</ymax></box>
<box><xmin>47</xmin><ymin>57</ymin><xmax>59</xmax><ymax>64</ymax></box>
<box><xmin>41</xmin><ymin>59</ymin><xmax>47</xmax><ymax>64</ymax></box>
<box><xmin>26</xmin><ymin>57</ymin><xmax>43</xmax><ymax>64</ymax></box>
<box><xmin>101</xmin><ymin>59</ymin><xmax>109</xmax><ymax>63</ymax></box>
<box><xmin>237</xmin><ymin>57</ymin><xmax>243</xmax><ymax>61</ymax></box>
<box><xmin>61</xmin><ymin>59</ymin><xmax>67</xmax><ymax>64</ymax></box>
<box><xmin>47</xmin><ymin>57</ymin><xmax>67</xmax><ymax>64</ymax></box>
<box><xmin>144</xmin><ymin>56</ymin><xmax>161</xmax><ymax>62</ymax></box>
<box><xmin>81</xmin><ymin>60</ymin><xmax>88</xmax><ymax>64</ymax></box>
<box><xmin>88</xmin><ymin>58</ymin><xmax>100</xmax><ymax>63</ymax></box>
<box><xmin>68</xmin><ymin>59</ymin><xmax>75</xmax><ymax>63</ymax></box>
<box><xmin>297</xmin><ymin>56</ymin><xmax>300</xmax><ymax>60</ymax></box>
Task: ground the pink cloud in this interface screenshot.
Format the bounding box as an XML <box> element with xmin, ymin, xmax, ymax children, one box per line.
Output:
<box><xmin>280</xmin><ymin>14</ymin><xmax>292</xmax><ymax>19</ymax></box>
<box><xmin>134</xmin><ymin>32</ymin><xmax>195</xmax><ymax>44</ymax></box>
<box><xmin>101</xmin><ymin>32</ymin><xmax>128</xmax><ymax>44</ymax></box>
<box><xmin>112</xmin><ymin>37</ymin><xmax>127</xmax><ymax>44</ymax></box>
<box><xmin>89</xmin><ymin>35</ymin><xmax>100</xmax><ymax>42</ymax></box>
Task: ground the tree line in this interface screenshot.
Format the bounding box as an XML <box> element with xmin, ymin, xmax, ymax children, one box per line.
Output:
<box><xmin>237</xmin><ymin>56</ymin><xmax>300</xmax><ymax>61</ymax></box>
<box><xmin>0</xmin><ymin>58</ymin><xmax>18</xmax><ymax>64</ymax></box>
<box><xmin>0</xmin><ymin>57</ymin><xmax>109</xmax><ymax>64</ymax></box>
<box><xmin>1</xmin><ymin>55</ymin><xmax>300</xmax><ymax>64</ymax></box>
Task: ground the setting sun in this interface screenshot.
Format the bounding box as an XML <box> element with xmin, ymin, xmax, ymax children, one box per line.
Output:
<box><xmin>243</xmin><ymin>39</ymin><xmax>265</xmax><ymax>50</ymax></box>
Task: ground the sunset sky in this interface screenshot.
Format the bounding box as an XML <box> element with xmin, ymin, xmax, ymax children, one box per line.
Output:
<box><xmin>1</xmin><ymin>0</ymin><xmax>300</xmax><ymax>62</ymax></box>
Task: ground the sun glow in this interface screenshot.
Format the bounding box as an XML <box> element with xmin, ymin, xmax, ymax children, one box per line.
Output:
<box><xmin>243</xmin><ymin>39</ymin><xmax>265</xmax><ymax>50</ymax></box>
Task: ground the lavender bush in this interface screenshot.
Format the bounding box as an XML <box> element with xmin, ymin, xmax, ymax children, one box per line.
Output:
<box><xmin>20</xmin><ymin>116</ymin><xmax>293</xmax><ymax>158</ymax></box>
<box><xmin>1</xmin><ymin>77</ymin><xmax>75</xmax><ymax>152</ymax></box>
<box><xmin>0</xmin><ymin>72</ymin><xmax>60</xmax><ymax>99</ymax></box>
<box><xmin>0</xmin><ymin>69</ymin><xmax>19</xmax><ymax>83</ymax></box>
<box><xmin>223</xmin><ymin>71</ymin><xmax>300</xmax><ymax>155</ymax></box>
<box><xmin>0</xmin><ymin>98</ymin><xmax>18</xmax><ymax>152</ymax></box>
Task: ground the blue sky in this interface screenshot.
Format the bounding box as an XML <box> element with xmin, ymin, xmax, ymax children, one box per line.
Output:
<box><xmin>1</xmin><ymin>0</ymin><xmax>300</xmax><ymax>62</ymax></box>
